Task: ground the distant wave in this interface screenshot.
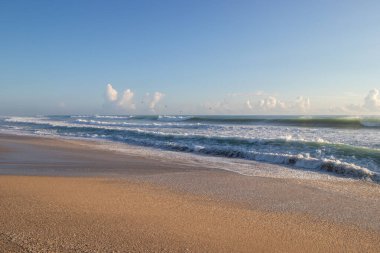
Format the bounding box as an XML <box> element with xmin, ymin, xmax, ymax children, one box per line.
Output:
<box><xmin>63</xmin><ymin>115</ymin><xmax>380</xmax><ymax>128</ymax></box>
<box><xmin>94</xmin><ymin>115</ymin><xmax>134</xmax><ymax>119</ymax></box>
<box><xmin>182</xmin><ymin>116</ymin><xmax>380</xmax><ymax>128</ymax></box>
<box><xmin>157</xmin><ymin>115</ymin><xmax>193</xmax><ymax>122</ymax></box>
<box><xmin>74</xmin><ymin>118</ymin><xmax>207</xmax><ymax>129</ymax></box>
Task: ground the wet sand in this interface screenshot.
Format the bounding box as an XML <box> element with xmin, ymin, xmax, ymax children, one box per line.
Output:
<box><xmin>1</xmin><ymin>134</ymin><xmax>380</xmax><ymax>252</ymax></box>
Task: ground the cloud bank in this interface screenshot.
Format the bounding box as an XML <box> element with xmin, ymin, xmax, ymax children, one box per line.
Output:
<box><xmin>149</xmin><ymin>92</ymin><xmax>165</xmax><ymax>112</ymax></box>
<box><xmin>246</xmin><ymin>95</ymin><xmax>311</xmax><ymax>114</ymax></box>
<box><xmin>201</xmin><ymin>92</ymin><xmax>311</xmax><ymax>115</ymax></box>
<box><xmin>332</xmin><ymin>89</ymin><xmax>380</xmax><ymax>114</ymax></box>
<box><xmin>104</xmin><ymin>84</ymin><xmax>165</xmax><ymax>113</ymax></box>
<box><xmin>103</xmin><ymin>83</ymin><xmax>378</xmax><ymax>115</ymax></box>
<box><xmin>105</xmin><ymin>84</ymin><xmax>118</xmax><ymax>102</ymax></box>
<box><xmin>118</xmin><ymin>89</ymin><xmax>135</xmax><ymax>110</ymax></box>
<box><xmin>364</xmin><ymin>89</ymin><xmax>380</xmax><ymax>111</ymax></box>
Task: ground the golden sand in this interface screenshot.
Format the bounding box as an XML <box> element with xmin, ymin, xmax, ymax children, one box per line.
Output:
<box><xmin>1</xmin><ymin>176</ymin><xmax>379</xmax><ymax>252</ymax></box>
<box><xmin>1</xmin><ymin>134</ymin><xmax>380</xmax><ymax>252</ymax></box>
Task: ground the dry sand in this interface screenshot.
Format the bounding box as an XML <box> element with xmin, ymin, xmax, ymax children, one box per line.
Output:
<box><xmin>1</xmin><ymin>134</ymin><xmax>380</xmax><ymax>252</ymax></box>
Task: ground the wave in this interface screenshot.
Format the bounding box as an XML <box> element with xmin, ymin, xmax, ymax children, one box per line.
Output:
<box><xmin>4</xmin><ymin>116</ymin><xmax>380</xmax><ymax>182</ymax></box>
<box><xmin>51</xmin><ymin>131</ymin><xmax>380</xmax><ymax>182</ymax></box>
<box><xmin>5</xmin><ymin>116</ymin><xmax>49</xmax><ymax>124</ymax></box>
<box><xmin>157</xmin><ymin>115</ymin><xmax>193</xmax><ymax>122</ymax></box>
<box><xmin>70</xmin><ymin>115</ymin><xmax>92</xmax><ymax>118</ymax></box>
<box><xmin>56</xmin><ymin>115</ymin><xmax>380</xmax><ymax>128</ymax></box>
<box><xmin>181</xmin><ymin>116</ymin><xmax>380</xmax><ymax>129</ymax></box>
<box><xmin>250</xmin><ymin>152</ymin><xmax>378</xmax><ymax>182</ymax></box>
<box><xmin>94</xmin><ymin>115</ymin><xmax>134</xmax><ymax>119</ymax></box>
<box><xmin>74</xmin><ymin>118</ymin><xmax>208</xmax><ymax>129</ymax></box>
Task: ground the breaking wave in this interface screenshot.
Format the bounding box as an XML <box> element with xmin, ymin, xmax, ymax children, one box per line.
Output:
<box><xmin>3</xmin><ymin>116</ymin><xmax>380</xmax><ymax>182</ymax></box>
<box><xmin>66</xmin><ymin>115</ymin><xmax>380</xmax><ymax>129</ymax></box>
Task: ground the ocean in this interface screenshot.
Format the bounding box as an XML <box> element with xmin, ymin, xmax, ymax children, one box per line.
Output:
<box><xmin>1</xmin><ymin>115</ymin><xmax>380</xmax><ymax>182</ymax></box>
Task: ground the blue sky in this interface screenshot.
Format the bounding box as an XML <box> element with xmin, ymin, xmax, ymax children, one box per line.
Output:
<box><xmin>0</xmin><ymin>0</ymin><xmax>379</xmax><ymax>115</ymax></box>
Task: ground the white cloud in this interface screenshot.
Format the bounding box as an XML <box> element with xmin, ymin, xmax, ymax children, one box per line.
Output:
<box><xmin>293</xmin><ymin>96</ymin><xmax>310</xmax><ymax>112</ymax></box>
<box><xmin>118</xmin><ymin>89</ymin><xmax>135</xmax><ymax>110</ymax></box>
<box><xmin>364</xmin><ymin>89</ymin><xmax>380</xmax><ymax>110</ymax></box>
<box><xmin>333</xmin><ymin>89</ymin><xmax>380</xmax><ymax>114</ymax></box>
<box><xmin>103</xmin><ymin>84</ymin><xmax>165</xmax><ymax>113</ymax></box>
<box><xmin>246</xmin><ymin>100</ymin><xmax>253</xmax><ymax>109</ymax></box>
<box><xmin>203</xmin><ymin>92</ymin><xmax>311</xmax><ymax>114</ymax></box>
<box><xmin>255</xmin><ymin>95</ymin><xmax>310</xmax><ymax>113</ymax></box>
<box><xmin>104</xmin><ymin>84</ymin><xmax>135</xmax><ymax>111</ymax></box>
<box><xmin>258</xmin><ymin>96</ymin><xmax>286</xmax><ymax>111</ymax></box>
<box><xmin>239</xmin><ymin>91</ymin><xmax>310</xmax><ymax>113</ymax></box>
<box><xmin>149</xmin><ymin>92</ymin><xmax>165</xmax><ymax>111</ymax></box>
<box><xmin>105</xmin><ymin>84</ymin><xmax>118</xmax><ymax>102</ymax></box>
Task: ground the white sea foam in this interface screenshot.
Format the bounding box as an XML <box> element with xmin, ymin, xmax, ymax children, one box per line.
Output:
<box><xmin>79</xmin><ymin>139</ymin><xmax>352</xmax><ymax>182</ymax></box>
<box><xmin>158</xmin><ymin>115</ymin><xmax>192</xmax><ymax>122</ymax></box>
<box><xmin>95</xmin><ymin>115</ymin><xmax>133</xmax><ymax>119</ymax></box>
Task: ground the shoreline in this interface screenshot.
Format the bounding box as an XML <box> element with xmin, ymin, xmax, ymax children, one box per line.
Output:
<box><xmin>1</xmin><ymin>133</ymin><xmax>380</xmax><ymax>252</ymax></box>
<box><xmin>3</xmin><ymin>114</ymin><xmax>380</xmax><ymax>183</ymax></box>
<box><xmin>0</xmin><ymin>131</ymin><xmax>368</xmax><ymax>182</ymax></box>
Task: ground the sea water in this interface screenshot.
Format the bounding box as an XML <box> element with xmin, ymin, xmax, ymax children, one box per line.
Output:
<box><xmin>1</xmin><ymin>115</ymin><xmax>379</xmax><ymax>182</ymax></box>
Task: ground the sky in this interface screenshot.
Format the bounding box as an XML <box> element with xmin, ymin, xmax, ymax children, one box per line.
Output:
<box><xmin>0</xmin><ymin>0</ymin><xmax>379</xmax><ymax>115</ymax></box>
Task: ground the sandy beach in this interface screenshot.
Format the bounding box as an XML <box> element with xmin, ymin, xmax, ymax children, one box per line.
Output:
<box><xmin>1</xmin><ymin>134</ymin><xmax>380</xmax><ymax>252</ymax></box>
<box><xmin>3</xmin><ymin>0</ymin><xmax>380</xmax><ymax>251</ymax></box>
